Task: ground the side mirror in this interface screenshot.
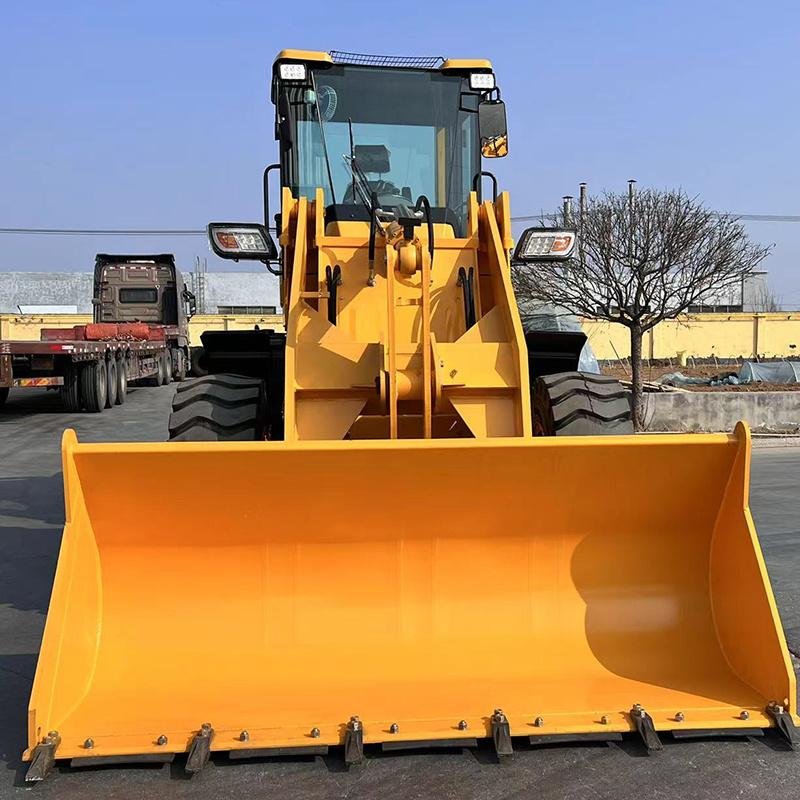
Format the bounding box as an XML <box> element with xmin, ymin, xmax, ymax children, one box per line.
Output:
<box><xmin>207</xmin><ymin>223</ymin><xmax>278</xmax><ymax>262</ymax></box>
<box><xmin>513</xmin><ymin>227</ymin><xmax>577</xmax><ymax>262</ymax></box>
<box><xmin>478</xmin><ymin>99</ymin><xmax>508</xmax><ymax>158</ymax></box>
<box><xmin>182</xmin><ymin>288</ymin><xmax>197</xmax><ymax>318</ymax></box>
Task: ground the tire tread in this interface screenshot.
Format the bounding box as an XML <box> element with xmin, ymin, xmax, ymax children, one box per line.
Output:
<box><xmin>168</xmin><ymin>374</ymin><xmax>265</xmax><ymax>441</ymax></box>
<box><xmin>533</xmin><ymin>371</ymin><xmax>633</xmax><ymax>436</ymax></box>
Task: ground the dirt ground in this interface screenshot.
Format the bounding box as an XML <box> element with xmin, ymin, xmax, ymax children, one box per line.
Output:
<box><xmin>601</xmin><ymin>362</ymin><xmax>800</xmax><ymax>392</ymax></box>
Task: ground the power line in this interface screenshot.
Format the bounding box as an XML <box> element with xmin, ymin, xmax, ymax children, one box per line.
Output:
<box><xmin>0</xmin><ymin>227</ymin><xmax>205</xmax><ymax>236</ymax></box>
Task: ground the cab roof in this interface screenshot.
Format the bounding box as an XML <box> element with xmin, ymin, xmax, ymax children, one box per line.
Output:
<box><xmin>273</xmin><ymin>49</ymin><xmax>492</xmax><ymax>72</ymax></box>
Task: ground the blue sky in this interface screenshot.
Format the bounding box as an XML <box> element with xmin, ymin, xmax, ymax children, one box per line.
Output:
<box><xmin>2</xmin><ymin>1</ymin><xmax>800</xmax><ymax>305</ymax></box>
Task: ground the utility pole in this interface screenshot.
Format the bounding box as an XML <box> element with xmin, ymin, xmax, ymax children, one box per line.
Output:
<box><xmin>578</xmin><ymin>182</ymin><xmax>587</xmax><ymax>262</ymax></box>
<box><xmin>627</xmin><ymin>178</ymin><xmax>637</xmax><ymax>266</ymax></box>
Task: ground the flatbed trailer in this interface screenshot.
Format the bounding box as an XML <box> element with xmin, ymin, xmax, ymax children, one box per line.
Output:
<box><xmin>0</xmin><ymin>333</ymin><xmax>175</xmax><ymax>412</ymax></box>
<box><xmin>0</xmin><ymin>253</ymin><xmax>194</xmax><ymax>412</ymax></box>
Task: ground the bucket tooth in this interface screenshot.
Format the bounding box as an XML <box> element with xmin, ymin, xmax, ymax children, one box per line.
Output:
<box><xmin>25</xmin><ymin>731</ymin><xmax>61</xmax><ymax>782</ymax></box>
<box><xmin>630</xmin><ymin>705</ymin><xmax>662</xmax><ymax>754</ymax></box>
<box><xmin>343</xmin><ymin>716</ymin><xmax>364</xmax><ymax>767</ymax></box>
<box><xmin>766</xmin><ymin>703</ymin><xmax>798</xmax><ymax>750</ymax></box>
<box><xmin>491</xmin><ymin>709</ymin><xmax>513</xmax><ymax>760</ymax></box>
<box><xmin>186</xmin><ymin>723</ymin><xmax>214</xmax><ymax>774</ymax></box>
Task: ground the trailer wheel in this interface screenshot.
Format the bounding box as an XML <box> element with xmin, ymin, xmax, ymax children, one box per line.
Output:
<box><xmin>532</xmin><ymin>372</ymin><xmax>633</xmax><ymax>436</ymax></box>
<box><xmin>173</xmin><ymin>349</ymin><xmax>187</xmax><ymax>382</ymax></box>
<box><xmin>80</xmin><ymin>361</ymin><xmax>107</xmax><ymax>413</ymax></box>
<box><xmin>105</xmin><ymin>359</ymin><xmax>118</xmax><ymax>408</ymax></box>
<box><xmin>168</xmin><ymin>374</ymin><xmax>267</xmax><ymax>441</ymax></box>
<box><xmin>60</xmin><ymin>365</ymin><xmax>82</xmax><ymax>412</ymax></box>
<box><xmin>115</xmin><ymin>356</ymin><xmax>127</xmax><ymax>404</ymax></box>
<box><xmin>162</xmin><ymin>351</ymin><xmax>173</xmax><ymax>385</ymax></box>
<box><xmin>0</xmin><ymin>387</ymin><xmax>8</xmax><ymax>409</ymax></box>
<box><xmin>149</xmin><ymin>355</ymin><xmax>165</xmax><ymax>387</ymax></box>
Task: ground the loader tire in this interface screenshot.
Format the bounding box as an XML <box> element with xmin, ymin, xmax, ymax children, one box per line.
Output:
<box><xmin>532</xmin><ymin>371</ymin><xmax>633</xmax><ymax>436</ymax></box>
<box><xmin>168</xmin><ymin>374</ymin><xmax>267</xmax><ymax>441</ymax></box>
<box><xmin>189</xmin><ymin>346</ymin><xmax>208</xmax><ymax>377</ymax></box>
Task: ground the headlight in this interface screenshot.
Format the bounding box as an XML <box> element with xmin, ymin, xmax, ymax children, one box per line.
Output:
<box><xmin>279</xmin><ymin>63</ymin><xmax>307</xmax><ymax>81</ymax></box>
<box><xmin>207</xmin><ymin>223</ymin><xmax>277</xmax><ymax>261</ymax></box>
<box><xmin>469</xmin><ymin>72</ymin><xmax>496</xmax><ymax>90</ymax></box>
<box><xmin>514</xmin><ymin>228</ymin><xmax>577</xmax><ymax>261</ymax></box>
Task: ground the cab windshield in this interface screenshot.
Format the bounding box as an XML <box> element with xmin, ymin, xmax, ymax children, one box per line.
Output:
<box><xmin>278</xmin><ymin>65</ymin><xmax>480</xmax><ymax>236</ymax></box>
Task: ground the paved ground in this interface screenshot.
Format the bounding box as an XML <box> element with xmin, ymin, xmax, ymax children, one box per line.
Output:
<box><xmin>1</xmin><ymin>386</ymin><xmax>799</xmax><ymax>799</ymax></box>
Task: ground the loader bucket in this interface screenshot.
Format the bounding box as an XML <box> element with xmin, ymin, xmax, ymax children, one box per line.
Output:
<box><xmin>26</xmin><ymin>423</ymin><xmax>797</xmax><ymax>767</ymax></box>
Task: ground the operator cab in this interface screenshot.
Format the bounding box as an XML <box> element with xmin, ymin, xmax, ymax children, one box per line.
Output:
<box><xmin>270</xmin><ymin>50</ymin><xmax>507</xmax><ymax>237</ymax></box>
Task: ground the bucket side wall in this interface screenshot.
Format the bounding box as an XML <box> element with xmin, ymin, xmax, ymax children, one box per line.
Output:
<box><xmin>26</xmin><ymin>436</ymin><xmax>102</xmax><ymax>756</ymax></box>
<box><xmin>709</xmin><ymin>426</ymin><xmax>797</xmax><ymax>713</ymax></box>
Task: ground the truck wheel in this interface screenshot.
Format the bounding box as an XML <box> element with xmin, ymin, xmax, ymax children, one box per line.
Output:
<box><xmin>148</xmin><ymin>355</ymin><xmax>165</xmax><ymax>387</ymax></box>
<box><xmin>105</xmin><ymin>359</ymin><xmax>118</xmax><ymax>408</ymax></box>
<box><xmin>115</xmin><ymin>357</ymin><xmax>127</xmax><ymax>404</ymax></box>
<box><xmin>189</xmin><ymin>346</ymin><xmax>208</xmax><ymax>377</ymax></box>
<box><xmin>80</xmin><ymin>362</ymin><xmax>107</xmax><ymax>413</ymax></box>
<box><xmin>168</xmin><ymin>375</ymin><xmax>266</xmax><ymax>441</ymax></box>
<box><xmin>532</xmin><ymin>372</ymin><xmax>633</xmax><ymax>436</ymax></box>
<box><xmin>0</xmin><ymin>387</ymin><xmax>9</xmax><ymax>409</ymax></box>
<box><xmin>173</xmin><ymin>349</ymin><xmax>187</xmax><ymax>382</ymax></box>
<box><xmin>60</xmin><ymin>365</ymin><xmax>82</xmax><ymax>412</ymax></box>
<box><xmin>162</xmin><ymin>351</ymin><xmax>173</xmax><ymax>385</ymax></box>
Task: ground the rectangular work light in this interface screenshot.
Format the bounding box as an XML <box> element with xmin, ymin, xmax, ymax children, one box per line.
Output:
<box><xmin>514</xmin><ymin>228</ymin><xmax>577</xmax><ymax>261</ymax></box>
<box><xmin>279</xmin><ymin>63</ymin><xmax>307</xmax><ymax>81</ymax></box>
<box><xmin>470</xmin><ymin>72</ymin><xmax>496</xmax><ymax>90</ymax></box>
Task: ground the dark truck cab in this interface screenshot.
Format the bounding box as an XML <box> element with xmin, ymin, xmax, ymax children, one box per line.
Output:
<box><xmin>94</xmin><ymin>253</ymin><xmax>194</xmax><ymax>335</ymax></box>
<box><xmin>0</xmin><ymin>254</ymin><xmax>195</xmax><ymax>412</ymax></box>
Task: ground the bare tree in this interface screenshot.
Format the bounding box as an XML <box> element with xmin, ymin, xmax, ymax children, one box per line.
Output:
<box><xmin>512</xmin><ymin>183</ymin><xmax>771</xmax><ymax>429</ymax></box>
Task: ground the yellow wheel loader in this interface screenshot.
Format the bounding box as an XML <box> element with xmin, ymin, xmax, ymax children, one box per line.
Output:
<box><xmin>24</xmin><ymin>49</ymin><xmax>798</xmax><ymax>780</ymax></box>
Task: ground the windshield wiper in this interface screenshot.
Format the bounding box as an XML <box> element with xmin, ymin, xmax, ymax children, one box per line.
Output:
<box><xmin>342</xmin><ymin>154</ymin><xmax>373</xmax><ymax>211</ymax></box>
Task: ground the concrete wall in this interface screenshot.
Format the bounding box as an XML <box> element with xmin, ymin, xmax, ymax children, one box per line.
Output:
<box><xmin>583</xmin><ymin>313</ymin><xmax>800</xmax><ymax>361</ymax></box>
<box><xmin>0</xmin><ymin>273</ymin><xmax>94</xmax><ymax>313</ymax></box>
<box><xmin>187</xmin><ymin>272</ymin><xmax>281</xmax><ymax>313</ymax></box>
<box><xmin>643</xmin><ymin>391</ymin><xmax>800</xmax><ymax>433</ymax></box>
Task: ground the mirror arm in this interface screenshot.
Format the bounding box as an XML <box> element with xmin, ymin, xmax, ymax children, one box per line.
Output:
<box><xmin>264</xmin><ymin>258</ymin><xmax>283</xmax><ymax>277</ymax></box>
<box><xmin>263</xmin><ymin>163</ymin><xmax>280</xmax><ymax>231</ymax></box>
